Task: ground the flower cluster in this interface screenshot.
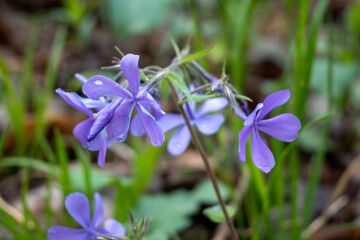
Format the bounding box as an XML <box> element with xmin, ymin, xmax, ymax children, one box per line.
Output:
<box><xmin>57</xmin><ymin>53</ymin><xmax>300</xmax><ymax>173</ymax></box>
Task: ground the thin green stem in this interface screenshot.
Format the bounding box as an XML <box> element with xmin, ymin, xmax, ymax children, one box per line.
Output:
<box><xmin>168</xmin><ymin>81</ymin><xmax>239</xmax><ymax>240</ymax></box>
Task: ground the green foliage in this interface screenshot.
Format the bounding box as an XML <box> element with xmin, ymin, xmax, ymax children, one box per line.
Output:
<box><xmin>203</xmin><ymin>205</ymin><xmax>235</xmax><ymax>223</ymax></box>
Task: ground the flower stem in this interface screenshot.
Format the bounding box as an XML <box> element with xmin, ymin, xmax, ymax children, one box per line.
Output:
<box><xmin>168</xmin><ymin>81</ymin><xmax>239</xmax><ymax>240</ymax></box>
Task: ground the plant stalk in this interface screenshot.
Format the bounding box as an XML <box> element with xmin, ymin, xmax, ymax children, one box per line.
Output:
<box><xmin>168</xmin><ymin>81</ymin><xmax>239</xmax><ymax>240</ymax></box>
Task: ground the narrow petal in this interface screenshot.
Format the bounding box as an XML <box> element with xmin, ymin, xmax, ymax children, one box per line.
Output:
<box><xmin>238</xmin><ymin>126</ymin><xmax>252</xmax><ymax>163</ymax></box>
<box><xmin>81</xmin><ymin>98</ymin><xmax>107</xmax><ymax>110</ymax></box>
<box><xmin>256</xmin><ymin>89</ymin><xmax>290</xmax><ymax>121</ymax></box>
<box><xmin>83</xmin><ymin>75</ymin><xmax>132</xmax><ymax>99</ymax></box>
<box><xmin>87</xmin><ymin>106</ymin><xmax>114</xmax><ymax>141</ymax></box>
<box><xmin>104</xmin><ymin>218</ymin><xmax>126</xmax><ymax>237</ymax></box>
<box><xmin>258</xmin><ymin>113</ymin><xmax>301</xmax><ymax>142</ymax></box>
<box><xmin>106</xmin><ymin>101</ymin><xmax>135</xmax><ymax>142</ymax></box>
<box><xmin>137</xmin><ymin>91</ymin><xmax>165</xmax><ymax>117</ymax></box>
<box><xmin>56</xmin><ymin>89</ymin><xmax>93</xmax><ymax>118</ymax></box>
<box><xmin>47</xmin><ymin>226</ymin><xmax>91</xmax><ymax>240</ymax></box>
<box><xmin>73</xmin><ymin>119</ymin><xmax>94</xmax><ymax>148</ymax></box>
<box><xmin>130</xmin><ymin>114</ymin><xmax>145</xmax><ymax>136</ymax></box>
<box><xmin>65</xmin><ymin>193</ymin><xmax>91</xmax><ymax>228</ymax></box>
<box><xmin>96</xmin><ymin>139</ymin><xmax>107</xmax><ymax>167</ymax></box>
<box><xmin>75</xmin><ymin>73</ymin><xmax>87</xmax><ymax>84</ymax></box>
<box><xmin>91</xmin><ymin>193</ymin><xmax>104</xmax><ymax>228</ymax></box>
<box><xmin>167</xmin><ymin>126</ymin><xmax>191</xmax><ymax>156</ymax></box>
<box><xmin>135</xmin><ymin>104</ymin><xmax>165</xmax><ymax>147</ymax></box>
<box><xmin>120</xmin><ymin>54</ymin><xmax>140</xmax><ymax>96</ymax></box>
<box><xmin>196</xmin><ymin>98</ymin><xmax>228</xmax><ymax>117</ymax></box>
<box><xmin>158</xmin><ymin>113</ymin><xmax>185</xmax><ymax>133</ymax></box>
<box><xmin>195</xmin><ymin>114</ymin><xmax>225</xmax><ymax>135</ymax></box>
<box><xmin>250</xmin><ymin>130</ymin><xmax>275</xmax><ymax>173</ymax></box>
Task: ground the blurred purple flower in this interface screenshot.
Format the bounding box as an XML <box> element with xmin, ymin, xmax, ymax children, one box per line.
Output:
<box><xmin>83</xmin><ymin>54</ymin><xmax>165</xmax><ymax>147</ymax></box>
<box><xmin>47</xmin><ymin>192</ymin><xmax>125</xmax><ymax>240</ymax></box>
<box><xmin>238</xmin><ymin>89</ymin><xmax>301</xmax><ymax>173</ymax></box>
<box><xmin>158</xmin><ymin>98</ymin><xmax>228</xmax><ymax>156</ymax></box>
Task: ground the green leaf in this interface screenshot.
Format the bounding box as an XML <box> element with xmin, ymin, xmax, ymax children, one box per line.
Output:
<box><xmin>179</xmin><ymin>93</ymin><xmax>252</xmax><ymax>105</ymax></box>
<box><xmin>166</xmin><ymin>72</ymin><xmax>192</xmax><ymax>102</ymax></box>
<box><xmin>203</xmin><ymin>205</ymin><xmax>235</xmax><ymax>223</ymax></box>
<box><xmin>0</xmin><ymin>157</ymin><xmax>51</xmax><ymax>173</ymax></box>
<box><xmin>179</xmin><ymin>47</ymin><xmax>213</xmax><ymax>64</ymax></box>
<box><xmin>192</xmin><ymin>178</ymin><xmax>230</xmax><ymax>205</ymax></box>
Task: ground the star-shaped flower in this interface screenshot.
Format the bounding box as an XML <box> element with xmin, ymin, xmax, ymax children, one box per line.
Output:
<box><xmin>47</xmin><ymin>192</ymin><xmax>125</xmax><ymax>240</ymax></box>
<box><xmin>82</xmin><ymin>54</ymin><xmax>165</xmax><ymax>147</ymax></box>
<box><xmin>158</xmin><ymin>98</ymin><xmax>228</xmax><ymax>156</ymax></box>
<box><xmin>238</xmin><ymin>89</ymin><xmax>301</xmax><ymax>173</ymax></box>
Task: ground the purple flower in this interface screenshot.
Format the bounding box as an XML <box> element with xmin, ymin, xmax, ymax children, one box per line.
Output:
<box><xmin>158</xmin><ymin>98</ymin><xmax>228</xmax><ymax>156</ymax></box>
<box><xmin>47</xmin><ymin>192</ymin><xmax>125</xmax><ymax>240</ymax></box>
<box><xmin>55</xmin><ymin>88</ymin><xmax>117</xmax><ymax>167</ymax></box>
<box><xmin>238</xmin><ymin>89</ymin><xmax>301</xmax><ymax>173</ymax></box>
<box><xmin>82</xmin><ymin>54</ymin><xmax>165</xmax><ymax>147</ymax></box>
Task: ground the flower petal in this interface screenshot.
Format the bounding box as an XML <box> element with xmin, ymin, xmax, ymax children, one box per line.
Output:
<box><xmin>167</xmin><ymin>125</ymin><xmax>191</xmax><ymax>156</ymax></box>
<box><xmin>238</xmin><ymin>126</ymin><xmax>252</xmax><ymax>163</ymax></box>
<box><xmin>158</xmin><ymin>113</ymin><xmax>185</xmax><ymax>133</ymax></box>
<box><xmin>75</xmin><ymin>73</ymin><xmax>87</xmax><ymax>84</ymax></box>
<box><xmin>135</xmin><ymin>104</ymin><xmax>165</xmax><ymax>147</ymax></box>
<box><xmin>56</xmin><ymin>89</ymin><xmax>93</xmax><ymax>118</ymax></box>
<box><xmin>96</xmin><ymin>139</ymin><xmax>107</xmax><ymax>167</ymax></box>
<box><xmin>73</xmin><ymin>119</ymin><xmax>94</xmax><ymax>148</ymax></box>
<box><xmin>196</xmin><ymin>98</ymin><xmax>228</xmax><ymax>117</ymax></box>
<box><xmin>137</xmin><ymin>91</ymin><xmax>165</xmax><ymax>117</ymax></box>
<box><xmin>120</xmin><ymin>54</ymin><xmax>140</xmax><ymax>96</ymax></box>
<box><xmin>250</xmin><ymin>129</ymin><xmax>275</xmax><ymax>173</ymax></box>
<box><xmin>258</xmin><ymin>113</ymin><xmax>301</xmax><ymax>142</ymax></box>
<box><xmin>83</xmin><ymin>75</ymin><xmax>132</xmax><ymax>99</ymax></box>
<box><xmin>104</xmin><ymin>218</ymin><xmax>126</xmax><ymax>237</ymax></box>
<box><xmin>87</xmin><ymin>105</ymin><xmax>115</xmax><ymax>141</ymax></box>
<box><xmin>244</xmin><ymin>103</ymin><xmax>263</xmax><ymax>126</ymax></box>
<box><xmin>256</xmin><ymin>89</ymin><xmax>290</xmax><ymax>121</ymax></box>
<box><xmin>106</xmin><ymin>101</ymin><xmax>135</xmax><ymax>142</ymax></box>
<box><xmin>195</xmin><ymin>114</ymin><xmax>225</xmax><ymax>135</ymax></box>
<box><xmin>47</xmin><ymin>226</ymin><xmax>91</xmax><ymax>240</ymax></box>
<box><xmin>91</xmin><ymin>193</ymin><xmax>104</xmax><ymax>228</ymax></box>
<box><xmin>130</xmin><ymin>114</ymin><xmax>145</xmax><ymax>136</ymax></box>
<box><xmin>65</xmin><ymin>193</ymin><xmax>91</xmax><ymax>228</ymax></box>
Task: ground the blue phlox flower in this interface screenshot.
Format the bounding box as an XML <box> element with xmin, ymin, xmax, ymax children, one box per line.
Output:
<box><xmin>47</xmin><ymin>192</ymin><xmax>125</xmax><ymax>240</ymax></box>
<box><xmin>158</xmin><ymin>97</ymin><xmax>228</xmax><ymax>156</ymax></box>
<box><xmin>82</xmin><ymin>54</ymin><xmax>165</xmax><ymax>147</ymax></box>
<box><xmin>237</xmin><ymin>89</ymin><xmax>301</xmax><ymax>173</ymax></box>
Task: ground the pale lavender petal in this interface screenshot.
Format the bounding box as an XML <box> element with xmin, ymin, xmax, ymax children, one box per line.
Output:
<box><xmin>91</xmin><ymin>193</ymin><xmax>104</xmax><ymax>228</ymax></box>
<box><xmin>135</xmin><ymin>104</ymin><xmax>165</xmax><ymax>147</ymax></box>
<box><xmin>120</xmin><ymin>54</ymin><xmax>140</xmax><ymax>96</ymax></box>
<box><xmin>258</xmin><ymin>113</ymin><xmax>301</xmax><ymax>142</ymax></box>
<box><xmin>75</xmin><ymin>73</ymin><xmax>87</xmax><ymax>84</ymax></box>
<box><xmin>167</xmin><ymin>125</ymin><xmax>191</xmax><ymax>156</ymax></box>
<box><xmin>130</xmin><ymin>114</ymin><xmax>145</xmax><ymax>136</ymax></box>
<box><xmin>250</xmin><ymin>129</ymin><xmax>275</xmax><ymax>173</ymax></box>
<box><xmin>73</xmin><ymin>119</ymin><xmax>94</xmax><ymax>148</ymax></box>
<box><xmin>87</xmin><ymin>106</ymin><xmax>114</xmax><ymax>141</ymax></box>
<box><xmin>56</xmin><ymin>89</ymin><xmax>93</xmax><ymax>118</ymax></box>
<box><xmin>195</xmin><ymin>114</ymin><xmax>225</xmax><ymax>135</ymax></box>
<box><xmin>104</xmin><ymin>218</ymin><xmax>126</xmax><ymax>237</ymax></box>
<box><xmin>97</xmin><ymin>140</ymin><xmax>107</xmax><ymax>167</ymax></box>
<box><xmin>137</xmin><ymin>91</ymin><xmax>165</xmax><ymax>117</ymax></box>
<box><xmin>256</xmin><ymin>89</ymin><xmax>290</xmax><ymax>121</ymax></box>
<box><xmin>81</xmin><ymin>98</ymin><xmax>107</xmax><ymax>110</ymax></box>
<box><xmin>238</xmin><ymin>126</ymin><xmax>252</xmax><ymax>163</ymax></box>
<box><xmin>65</xmin><ymin>193</ymin><xmax>91</xmax><ymax>228</ymax></box>
<box><xmin>196</xmin><ymin>98</ymin><xmax>228</xmax><ymax>117</ymax></box>
<box><xmin>244</xmin><ymin>103</ymin><xmax>263</xmax><ymax>126</ymax></box>
<box><xmin>158</xmin><ymin>113</ymin><xmax>185</xmax><ymax>133</ymax></box>
<box><xmin>83</xmin><ymin>75</ymin><xmax>132</xmax><ymax>99</ymax></box>
<box><xmin>47</xmin><ymin>226</ymin><xmax>91</xmax><ymax>240</ymax></box>
<box><xmin>106</xmin><ymin>101</ymin><xmax>135</xmax><ymax>142</ymax></box>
